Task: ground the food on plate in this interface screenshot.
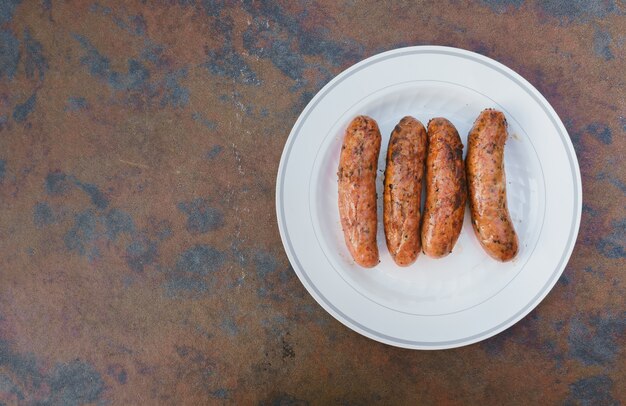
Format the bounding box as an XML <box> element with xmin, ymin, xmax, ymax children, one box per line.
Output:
<box><xmin>421</xmin><ymin>118</ymin><xmax>467</xmax><ymax>258</ymax></box>
<box><xmin>466</xmin><ymin>108</ymin><xmax>519</xmax><ymax>261</ymax></box>
<box><xmin>338</xmin><ymin>115</ymin><xmax>382</xmax><ymax>267</ymax></box>
<box><xmin>383</xmin><ymin>116</ymin><xmax>428</xmax><ymax>266</ymax></box>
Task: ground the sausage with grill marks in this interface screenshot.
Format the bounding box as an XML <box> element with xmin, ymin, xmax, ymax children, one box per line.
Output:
<box><xmin>338</xmin><ymin>116</ymin><xmax>381</xmax><ymax>268</ymax></box>
<box><xmin>466</xmin><ymin>109</ymin><xmax>519</xmax><ymax>261</ymax></box>
<box><xmin>383</xmin><ymin>116</ymin><xmax>427</xmax><ymax>266</ymax></box>
<box><xmin>421</xmin><ymin>118</ymin><xmax>467</xmax><ymax>258</ymax></box>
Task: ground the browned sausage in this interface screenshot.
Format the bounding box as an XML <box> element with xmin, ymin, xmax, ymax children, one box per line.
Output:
<box><xmin>338</xmin><ymin>116</ymin><xmax>381</xmax><ymax>267</ymax></box>
<box><xmin>466</xmin><ymin>109</ymin><xmax>519</xmax><ymax>261</ymax></box>
<box><xmin>383</xmin><ymin>116</ymin><xmax>427</xmax><ymax>266</ymax></box>
<box><xmin>422</xmin><ymin>118</ymin><xmax>467</xmax><ymax>258</ymax></box>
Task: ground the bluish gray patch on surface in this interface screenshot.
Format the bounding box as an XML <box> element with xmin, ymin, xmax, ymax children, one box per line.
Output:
<box><xmin>45</xmin><ymin>172</ymin><xmax>109</xmax><ymax>209</ymax></box>
<box><xmin>72</xmin><ymin>33</ymin><xmax>111</xmax><ymax>79</ymax></box>
<box><xmin>243</xmin><ymin>29</ymin><xmax>304</xmax><ymax>81</ymax></box>
<box><xmin>150</xmin><ymin>218</ymin><xmax>173</xmax><ymax>241</ymax></box>
<box><xmin>596</xmin><ymin>172</ymin><xmax>626</xmax><ymax>195</ymax></box>
<box><xmin>205</xmin><ymin>145</ymin><xmax>223</xmax><ymax>159</ymax></box>
<box><xmin>479</xmin><ymin>323</ymin><xmax>516</xmax><ymax>356</ymax></box>
<box><xmin>89</xmin><ymin>3</ymin><xmax>111</xmax><ymax>15</ymax></box>
<box><xmin>593</xmin><ymin>27</ymin><xmax>614</xmax><ymax>60</ymax></box>
<box><xmin>112</xmin><ymin>16</ymin><xmax>128</xmax><ymax>33</ymax></box>
<box><xmin>128</xmin><ymin>14</ymin><xmax>147</xmax><ymax>36</ymax></box>
<box><xmin>211</xmin><ymin>388</ymin><xmax>229</xmax><ymax>399</ymax></box>
<box><xmin>0</xmin><ymin>30</ymin><xmax>19</xmax><ymax>80</ymax></box>
<box><xmin>91</xmin><ymin>2</ymin><xmax>147</xmax><ymax>37</ymax></box>
<box><xmin>558</xmin><ymin>273</ymin><xmax>570</xmax><ymax>286</ymax></box>
<box><xmin>254</xmin><ymin>251</ymin><xmax>289</xmax><ymax>301</ymax></box>
<box><xmin>292</xmin><ymin>90</ymin><xmax>314</xmax><ymax>114</ymax></box>
<box><xmin>192</xmin><ymin>112</ymin><xmax>217</xmax><ymax>130</ymax></box>
<box><xmin>13</xmin><ymin>93</ymin><xmax>36</xmax><ymax>122</ymax></box>
<box><xmin>140</xmin><ymin>42</ymin><xmax>166</xmax><ymax>66</ymax></box>
<box><xmin>607</xmin><ymin>178</ymin><xmax>626</xmax><ymax>194</ymax></box>
<box><xmin>74</xmin><ymin>181</ymin><xmax>109</xmax><ymax>209</ymax></box>
<box><xmin>189</xmin><ymin>323</ymin><xmax>213</xmax><ymax>340</ymax></box>
<box><xmin>104</xmin><ymin>209</ymin><xmax>135</xmax><ymax>240</ymax></box>
<box><xmin>108</xmin><ymin>59</ymin><xmax>150</xmax><ymax>91</ymax></box>
<box><xmin>204</xmin><ymin>45</ymin><xmax>261</xmax><ymax>85</ymax></box>
<box><xmin>0</xmin><ymin>0</ymin><xmax>21</xmax><ymax>24</ymax></box>
<box><xmin>107</xmin><ymin>364</ymin><xmax>127</xmax><ymax>385</ymax></box>
<box><xmin>0</xmin><ymin>340</ymin><xmax>105</xmax><ymax>405</ymax></box>
<box><xmin>242</xmin><ymin>1</ymin><xmax>363</xmax><ymax>82</ymax></box>
<box><xmin>0</xmin><ymin>340</ymin><xmax>105</xmax><ymax>406</ymax></box>
<box><xmin>0</xmin><ymin>373</ymin><xmax>24</xmax><ymax>400</ymax></box>
<box><xmin>0</xmin><ymin>160</ymin><xmax>5</xmax><ymax>182</ymax></box>
<box><xmin>298</xmin><ymin>28</ymin><xmax>364</xmax><ymax>67</ymax></box>
<box><xmin>478</xmin><ymin>313</ymin><xmax>558</xmax><ymax>359</ymax></box>
<box><xmin>45</xmin><ymin>171</ymin><xmax>71</xmax><ymax>195</ymax></box>
<box><xmin>586</xmin><ymin>122</ymin><xmax>612</xmax><ymax>144</ymax></box>
<box><xmin>176</xmin><ymin>245</ymin><xmax>225</xmax><ymax>274</ymax></box>
<box><xmin>126</xmin><ymin>237</ymin><xmax>158</xmax><ymax>272</ymax></box>
<box><xmin>228</xmin><ymin>275</ymin><xmax>246</xmax><ymax>289</ymax></box>
<box><xmin>64</xmin><ymin>210</ymin><xmax>97</xmax><ymax>256</ymax></box>
<box><xmin>278</xmin><ymin>265</ymin><xmax>295</xmax><ymax>284</ymax></box>
<box><xmin>201</xmin><ymin>0</ymin><xmax>224</xmax><ymax>16</ymax></box>
<box><xmin>125</xmin><ymin>59</ymin><xmax>149</xmax><ymax>89</ymax></box>
<box><xmin>538</xmin><ymin>0</ymin><xmax>619</xmax><ymax>22</ymax></box>
<box><xmin>553</xmin><ymin>320</ymin><xmax>565</xmax><ymax>332</ymax></box>
<box><xmin>164</xmin><ymin>276</ymin><xmax>208</xmax><ymax>296</ymax></box>
<box><xmin>161</xmin><ymin>68</ymin><xmax>189</xmax><ymax>107</ymax></box>
<box><xmin>165</xmin><ymin>245</ymin><xmax>226</xmax><ymax>296</ymax></box>
<box><xmin>117</xmin><ymin>369</ymin><xmax>127</xmax><ymax>384</ymax></box>
<box><xmin>177</xmin><ymin>198</ymin><xmax>224</xmax><ymax>234</ymax></box>
<box><xmin>221</xmin><ymin>316</ymin><xmax>239</xmax><ymax>336</ymax></box>
<box><xmin>480</xmin><ymin>0</ymin><xmax>524</xmax><ymax>12</ymax></box>
<box><xmin>65</xmin><ymin>96</ymin><xmax>88</xmax><ymax>111</ymax></box>
<box><xmin>581</xmin><ymin>204</ymin><xmax>599</xmax><ymax>216</ymax></box>
<box><xmin>241</xmin><ymin>4</ymin><xmax>309</xmax><ymax>81</ymax></box>
<box><xmin>596</xmin><ymin>218</ymin><xmax>626</xmax><ymax>258</ymax></box>
<box><xmin>23</xmin><ymin>29</ymin><xmax>47</xmax><ymax>80</ymax></box>
<box><xmin>0</xmin><ymin>339</ymin><xmax>43</xmax><ymax>387</ymax></box>
<box><xmin>254</xmin><ymin>251</ymin><xmax>279</xmax><ymax>278</ymax></box>
<box><xmin>73</xmin><ymin>34</ymin><xmax>167</xmax><ymax>97</ymax></box>
<box><xmin>568</xmin><ymin>313</ymin><xmax>626</xmax><ymax>365</ymax></box>
<box><xmin>174</xmin><ymin>346</ymin><xmax>216</xmax><ymax>382</ymax></box>
<box><xmin>566</xmin><ymin>375</ymin><xmax>617</xmax><ymax>406</ymax></box>
<box><xmin>47</xmin><ymin>360</ymin><xmax>105</xmax><ymax>406</ymax></box>
<box><xmin>33</xmin><ymin>202</ymin><xmax>55</xmax><ymax>227</ymax></box>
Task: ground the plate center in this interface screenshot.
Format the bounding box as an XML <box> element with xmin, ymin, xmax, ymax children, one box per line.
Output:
<box><xmin>310</xmin><ymin>81</ymin><xmax>546</xmax><ymax>316</ymax></box>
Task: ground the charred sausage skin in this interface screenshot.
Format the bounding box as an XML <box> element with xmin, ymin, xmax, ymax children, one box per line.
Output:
<box><xmin>466</xmin><ymin>109</ymin><xmax>519</xmax><ymax>261</ymax></box>
<box><xmin>422</xmin><ymin>118</ymin><xmax>467</xmax><ymax>258</ymax></box>
<box><xmin>383</xmin><ymin>116</ymin><xmax>428</xmax><ymax>266</ymax></box>
<box><xmin>338</xmin><ymin>116</ymin><xmax>381</xmax><ymax>267</ymax></box>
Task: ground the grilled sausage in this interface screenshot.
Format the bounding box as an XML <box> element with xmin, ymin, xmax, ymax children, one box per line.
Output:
<box><xmin>383</xmin><ymin>116</ymin><xmax>428</xmax><ymax>266</ymax></box>
<box><xmin>338</xmin><ymin>116</ymin><xmax>381</xmax><ymax>267</ymax></box>
<box><xmin>466</xmin><ymin>109</ymin><xmax>519</xmax><ymax>261</ymax></box>
<box><xmin>422</xmin><ymin>118</ymin><xmax>467</xmax><ymax>258</ymax></box>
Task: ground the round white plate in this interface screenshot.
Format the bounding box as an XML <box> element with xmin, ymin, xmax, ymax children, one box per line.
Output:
<box><xmin>276</xmin><ymin>46</ymin><xmax>582</xmax><ymax>350</ymax></box>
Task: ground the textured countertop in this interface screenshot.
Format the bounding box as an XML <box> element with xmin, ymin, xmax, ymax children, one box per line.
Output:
<box><xmin>0</xmin><ymin>1</ymin><xmax>624</xmax><ymax>404</ymax></box>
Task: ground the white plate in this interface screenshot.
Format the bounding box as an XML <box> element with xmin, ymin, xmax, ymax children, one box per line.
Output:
<box><xmin>276</xmin><ymin>46</ymin><xmax>582</xmax><ymax>350</ymax></box>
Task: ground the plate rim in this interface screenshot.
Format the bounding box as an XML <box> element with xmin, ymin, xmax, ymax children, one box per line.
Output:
<box><xmin>275</xmin><ymin>45</ymin><xmax>582</xmax><ymax>350</ymax></box>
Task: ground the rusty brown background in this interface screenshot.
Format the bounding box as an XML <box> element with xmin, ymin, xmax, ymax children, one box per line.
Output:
<box><xmin>0</xmin><ymin>0</ymin><xmax>625</xmax><ymax>405</ymax></box>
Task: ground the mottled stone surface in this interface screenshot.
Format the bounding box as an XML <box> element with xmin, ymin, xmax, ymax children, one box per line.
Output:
<box><xmin>0</xmin><ymin>1</ymin><xmax>624</xmax><ymax>404</ymax></box>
